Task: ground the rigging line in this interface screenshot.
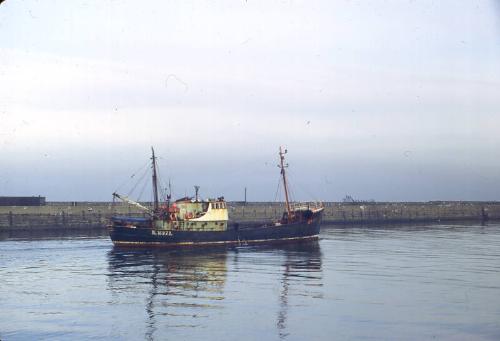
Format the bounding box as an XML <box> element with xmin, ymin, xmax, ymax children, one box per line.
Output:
<box><xmin>148</xmin><ymin>185</ymin><xmax>154</xmax><ymax>211</ymax></box>
<box><xmin>114</xmin><ymin>160</ymin><xmax>150</xmax><ymax>193</ymax></box>
<box><xmin>156</xmin><ymin>158</ymin><xmax>172</xmax><ymax>202</ymax></box>
<box><xmin>288</xmin><ymin>178</ymin><xmax>295</xmax><ymax>203</ymax></box>
<box><xmin>156</xmin><ymin>164</ymin><xmax>164</xmax><ymax>202</ymax></box>
<box><xmin>136</xmin><ymin>172</ymin><xmax>150</xmax><ymax>204</ymax></box>
<box><xmin>158</xmin><ymin>181</ymin><xmax>166</xmax><ymax>202</ymax></box>
<box><xmin>282</xmin><ymin>166</ymin><xmax>295</xmax><ymax>203</ymax></box>
<box><xmin>164</xmin><ymin>178</ymin><xmax>172</xmax><ymax>201</ymax></box>
<box><xmin>274</xmin><ymin>174</ymin><xmax>283</xmax><ymax>203</ymax></box>
<box><xmin>155</xmin><ymin>165</ymin><xmax>163</xmax><ymax>202</ymax></box>
<box><xmin>284</xmin><ymin>168</ymin><xmax>299</xmax><ymax>202</ymax></box>
<box><xmin>155</xmin><ymin>162</ymin><xmax>169</xmax><ymax>202</ymax></box>
<box><xmin>160</xmin><ymin>179</ymin><xmax>170</xmax><ymax>202</ymax></box>
<box><xmin>127</xmin><ymin>165</ymin><xmax>150</xmax><ymax>198</ymax></box>
<box><xmin>127</xmin><ymin>166</ymin><xmax>149</xmax><ymax>198</ymax></box>
<box><xmin>287</xmin><ymin>168</ymin><xmax>320</xmax><ymax>202</ymax></box>
<box><xmin>159</xmin><ymin>179</ymin><xmax>170</xmax><ymax>202</ymax></box>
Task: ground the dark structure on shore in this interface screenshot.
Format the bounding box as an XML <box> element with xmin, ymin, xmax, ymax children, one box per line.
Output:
<box><xmin>0</xmin><ymin>196</ymin><xmax>46</xmax><ymax>206</ymax></box>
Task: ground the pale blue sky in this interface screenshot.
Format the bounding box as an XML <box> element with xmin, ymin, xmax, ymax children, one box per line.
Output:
<box><xmin>1</xmin><ymin>0</ymin><xmax>500</xmax><ymax>201</ymax></box>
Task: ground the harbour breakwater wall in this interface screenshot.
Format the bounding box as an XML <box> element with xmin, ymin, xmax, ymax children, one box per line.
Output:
<box><xmin>231</xmin><ymin>201</ymin><xmax>498</xmax><ymax>224</ymax></box>
<box><xmin>0</xmin><ymin>201</ymin><xmax>499</xmax><ymax>232</ymax></box>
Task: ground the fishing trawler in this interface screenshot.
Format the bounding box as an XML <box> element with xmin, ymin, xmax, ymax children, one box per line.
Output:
<box><xmin>108</xmin><ymin>147</ymin><xmax>324</xmax><ymax>247</ymax></box>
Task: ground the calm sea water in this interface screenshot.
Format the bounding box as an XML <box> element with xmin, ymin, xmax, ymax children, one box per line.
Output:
<box><xmin>1</xmin><ymin>223</ymin><xmax>500</xmax><ymax>340</ymax></box>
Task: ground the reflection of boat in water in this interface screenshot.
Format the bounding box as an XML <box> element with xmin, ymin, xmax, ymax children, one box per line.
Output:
<box><xmin>106</xmin><ymin>241</ymin><xmax>322</xmax><ymax>339</ymax></box>
<box><xmin>106</xmin><ymin>242</ymin><xmax>321</xmax><ymax>294</ymax></box>
<box><xmin>107</xmin><ymin>247</ymin><xmax>229</xmax><ymax>339</ymax></box>
<box><xmin>108</xmin><ymin>147</ymin><xmax>324</xmax><ymax>247</ymax></box>
<box><xmin>107</xmin><ymin>248</ymin><xmax>228</xmax><ymax>295</ymax></box>
<box><xmin>271</xmin><ymin>242</ymin><xmax>323</xmax><ymax>339</ymax></box>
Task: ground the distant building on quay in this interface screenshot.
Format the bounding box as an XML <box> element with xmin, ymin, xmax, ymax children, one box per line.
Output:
<box><xmin>0</xmin><ymin>196</ymin><xmax>46</xmax><ymax>206</ymax></box>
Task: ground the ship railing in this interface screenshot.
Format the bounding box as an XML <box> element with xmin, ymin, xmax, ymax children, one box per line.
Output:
<box><xmin>290</xmin><ymin>201</ymin><xmax>324</xmax><ymax>211</ymax></box>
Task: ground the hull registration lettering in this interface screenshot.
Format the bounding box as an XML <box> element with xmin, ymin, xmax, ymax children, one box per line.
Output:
<box><xmin>152</xmin><ymin>230</ymin><xmax>173</xmax><ymax>236</ymax></box>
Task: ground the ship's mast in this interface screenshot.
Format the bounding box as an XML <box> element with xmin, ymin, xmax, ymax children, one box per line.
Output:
<box><xmin>167</xmin><ymin>177</ymin><xmax>172</xmax><ymax>205</ymax></box>
<box><xmin>151</xmin><ymin>147</ymin><xmax>160</xmax><ymax>213</ymax></box>
<box><xmin>279</xmin><ymin>146</ymin><xmax>292</xmax><ymax>219</ymax></box>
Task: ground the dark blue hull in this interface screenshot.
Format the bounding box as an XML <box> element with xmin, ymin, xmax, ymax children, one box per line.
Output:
<box><xmin>109</xmin><ymin>211</ymin><xmax>322</xmax><ymax>247</ymax></box>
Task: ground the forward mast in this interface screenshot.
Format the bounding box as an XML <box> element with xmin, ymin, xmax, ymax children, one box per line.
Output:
<box><xmin>278</xmin><ymin>146</ymin><xmax>292</xmax><ymax>221</ymax></box>
<box><xmin>151</xmin><ymin>147</ymin><xmax>160</xmax><ymax>214</ymax></box>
